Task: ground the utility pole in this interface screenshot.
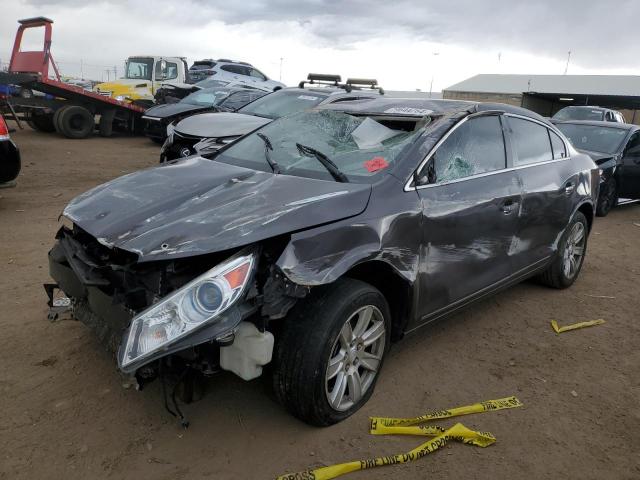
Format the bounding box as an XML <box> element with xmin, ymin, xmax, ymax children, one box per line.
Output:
<box><xmin>564</xmin><ymin>50</ymin><xmax>571</xmax><ymax>75</ymax></box>
<box><xmin>80</xmin><ymin>58</ymin><xmax>83</xmax><ymax>79</ymax></box>
<box><xmin>114</xmin><ymin>65</ymin><xmax>117</xmax><ymax>79</ymax></box>
<box><xmin>429</xmin><ymin>52</ymin><xmax>440</xmax><ymax>98</ymax></box>
<box><xmin>279</xmin><ymin>57</ymin><xmax>283</xmax><ymax>82</ymax></box>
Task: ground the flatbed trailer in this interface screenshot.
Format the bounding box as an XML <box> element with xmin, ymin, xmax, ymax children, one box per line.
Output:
<box><xmin>0</xmin><ymin>17</ymin><xmax>146</xmax><ymax>138</ymax></box>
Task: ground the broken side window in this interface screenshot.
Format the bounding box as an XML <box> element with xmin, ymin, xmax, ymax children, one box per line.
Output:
<box><xmin>433</xmin><ymin>116</ymin><xmax>506</xmax><ymax>183</ymax></box>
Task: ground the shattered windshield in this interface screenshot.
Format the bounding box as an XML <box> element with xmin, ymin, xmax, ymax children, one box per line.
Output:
<box><xmin>125</xmin><ymin>58</ymin><xmax>154</xmax><ymax>80</ymax></box>
<box><xmin>180</xmin><ymin>89</ymin><xmax>228</xmax><ymax>107</ymax></box>
<box><xmin>555</xmin><ymin>123</ymin><xmax>627</xmax><ymax>154</ymax></box>
<box><xmin>216</xmin><ymin>110</ymin><xmax>420</xmax><ymax>183</ymax></box>
<box><xmin>238</xmin><ymin>90</ymin><xmax>329</xmax><ymax>119</ymax></box>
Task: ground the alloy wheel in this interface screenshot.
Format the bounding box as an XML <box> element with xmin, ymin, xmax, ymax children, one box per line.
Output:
<box><xmin>325</xmin><ymin>305</ymin><xmax>386</xmax><ymax>412</ymax></box>
<box><xmin>563</xmin><ymin>222</ymin><xmax>586</xmax><ymax>279</ymax></box>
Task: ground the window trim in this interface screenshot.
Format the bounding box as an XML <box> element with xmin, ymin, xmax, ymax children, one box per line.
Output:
<box><xmin>404</xmin><ymin>111</ymin><xmax>571</xmax><ymax>192</ymax></box>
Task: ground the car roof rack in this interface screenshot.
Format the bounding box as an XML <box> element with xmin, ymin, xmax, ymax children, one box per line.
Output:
<box><xmin>299</xmin><ymin>73</ymin><xmax>342</xmax><ymax>88</ymax></box>
<box><xmin>237</xmin><ymin>61</ymin><xmax>252</xmax><ymax>66</ymax></box>
<box><xmin>346</xmin><ymin>78</ymin><xmax>384</xmax><ymax>95</ymax></box>
<box><xmin>217</xmin><ymin>58</ymin><xmax>233</xmax><ymax>63</ymax></box>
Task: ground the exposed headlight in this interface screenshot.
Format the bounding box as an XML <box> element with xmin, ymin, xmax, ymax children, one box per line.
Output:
<box><xmin>119</xmin><ymin>251</ymin><xmax>255</xmax><ymax>372</ymax></box>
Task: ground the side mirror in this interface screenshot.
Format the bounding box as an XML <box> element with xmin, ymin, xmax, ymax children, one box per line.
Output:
<box><xmin>158</xmin><ymin>59</ymin><xmax>168</xmax><ymax>80</ymax></box>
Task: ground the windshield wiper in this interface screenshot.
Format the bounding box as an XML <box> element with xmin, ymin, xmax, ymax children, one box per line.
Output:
<box><xmin>257</xmin><ymin>133</ymin><xmax>281</xmax><ymax>174</ymax></box>
<box><xmin>295</xmin><ymin>143</ymin><xmax>349</xmax><ymax>183</ymax></box>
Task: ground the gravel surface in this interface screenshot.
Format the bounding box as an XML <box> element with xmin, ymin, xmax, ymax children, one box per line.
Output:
<box><xmin>1</xmin><ymin>127</ymin><xmax>639</xmax><ymax>479</ymax></box>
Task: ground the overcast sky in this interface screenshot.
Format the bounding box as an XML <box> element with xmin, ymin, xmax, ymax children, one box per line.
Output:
<box><xmin>1</xmin><ymin>0</ymin><xmax>639</xmax><ymax>91</ymax></box>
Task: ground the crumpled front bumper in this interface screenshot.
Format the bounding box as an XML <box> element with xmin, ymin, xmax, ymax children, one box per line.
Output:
<box><xmin>48</xmin><ymin>236</ymin><xmax>252</xmax><ymax>373</ymax></box>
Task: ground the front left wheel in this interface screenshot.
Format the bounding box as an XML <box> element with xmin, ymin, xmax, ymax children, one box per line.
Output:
<box><xmin>272</xmin><ymin>278</ymin><xmax>391</xmax><ymax>426</ymax></box>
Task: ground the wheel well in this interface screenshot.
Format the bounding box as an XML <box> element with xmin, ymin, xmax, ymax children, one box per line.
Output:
<box><xmin>345</xmin><ymin>261</ymin><xmax>412</xmax><ymax>341</ymax></box>
<box><xmin>578</xmin><ymin>202</ymin><xmax>594</xmax><ymax>231</ymax></box>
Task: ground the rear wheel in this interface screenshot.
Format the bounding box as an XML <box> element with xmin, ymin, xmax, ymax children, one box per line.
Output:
<box><xmin>30</xmin><ymin>112</ymin><xmax>56</xmax><ymax>132</ymax></box>
<box><xmin>538</xmin><ymin>211</ymin><xmax>588</xmax><ymax>289</ymax></box>
<box><xmin>596</xmin><ymin>178</ymin><xmax>617</xmax><ymax>217</ymax></box>
<box><xmin>272</xmin><ymin>278</ymin><xmax>390</xmax><ymax>426</ymax></box>
<box><xmin>57</xmin><ymin>105</ymin><xmax>94</xmax><ymax>139</ymax></box>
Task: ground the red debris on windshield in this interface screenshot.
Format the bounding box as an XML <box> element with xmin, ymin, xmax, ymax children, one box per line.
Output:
<box><xmin>364</xmin><ymin>157</ymin><xmax>389</xmax><ymax>172</ymax></box>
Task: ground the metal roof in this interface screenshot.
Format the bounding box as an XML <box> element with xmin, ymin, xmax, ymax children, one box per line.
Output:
<box><xmin>444</xmin><ymin>74</ymin><xmax>640</xmax><ymax>97</ymax></box>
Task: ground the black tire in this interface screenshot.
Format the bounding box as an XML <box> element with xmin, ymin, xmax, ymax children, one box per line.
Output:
<box><xmin>31</xmin><ymin>113</ymin><xmax>56</xmax><ymax>132</ymax></box>
<box><xmin>57</xmin><ymin>105</ymin><xmax>94</xmax><ymax>139</ymax></box>
<box><xmin>538</xmin><ymin>211</ymin><xmax>589</xmax><ymax>289</ymax></box>
<box><xmin>596</xmin><ymin>178</ymin><xmax>617</xmax><ymax>217</ymax></box>
<box><xmin>98</xmin><ymin>109</ymin><xmax>116</xmax><ymax>137</ymax></box>
<box><xmin>272</xmin><ymin>278</ymin><xmax>391</xmax><ymax>426</ymax></box>
<box><xmin>53</xmin><ymin>106</ymin><xmax>67</xmax><ymax>134</ymax></box>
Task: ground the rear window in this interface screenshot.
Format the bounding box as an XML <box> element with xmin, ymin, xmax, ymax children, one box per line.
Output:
<box><xmin>238</xmin><ymin>90</ymin><xmax>329</xmax><ymax>119</ymax></box>
<box><xmin>509</xmin><ymin>117</ymin><xmax>553</xmax><ymax>165</ymax></box>
<box><xmin>552</xmin><ymin>107</ymin><xmax>605</xmax><ymax>121</ymax></box>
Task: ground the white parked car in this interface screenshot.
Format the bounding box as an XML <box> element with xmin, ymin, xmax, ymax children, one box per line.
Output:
<box><xmin>189</xmin><ymin>59</ymin><xmax>285</xmax><ymax>91</ymax></box>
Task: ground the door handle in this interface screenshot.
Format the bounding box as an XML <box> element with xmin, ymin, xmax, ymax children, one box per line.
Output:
<box><xmin>564</xmin><ymin>182</ymin><xmax>575</xmax><ymax>195</ymax></box>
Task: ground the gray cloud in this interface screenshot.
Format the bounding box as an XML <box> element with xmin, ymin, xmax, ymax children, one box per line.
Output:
<box><xmin>18</xmin><ymin>0</ymin><xmax>640</xmax><ymax>69</ymax></box>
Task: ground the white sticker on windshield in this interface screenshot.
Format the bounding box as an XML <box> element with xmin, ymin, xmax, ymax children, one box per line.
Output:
<box><xmin>384</xmin><ymin>107</ymin><xmax>433</xmax><ymax>115</ymax></box>
<box><xmin>298</xmin><ymin>95</ymin><xmax>320</xmax><ymax>101</ymax></box>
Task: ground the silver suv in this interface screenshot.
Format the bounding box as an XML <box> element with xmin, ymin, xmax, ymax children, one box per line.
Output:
<box><xmin>552</xmin><ymin>106</ymin><xmax>626</xmax><ymax>123</ymax></box>
<box><xmin>188</xmin><ymin>59</ymin><xmax>285</xmax><ymax>91</ymax></box>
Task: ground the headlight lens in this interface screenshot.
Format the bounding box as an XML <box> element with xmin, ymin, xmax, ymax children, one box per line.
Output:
<box><xmin>119</xmin><ymin>252</ymin><xmax>255</xmax><ymax>371</ymax></box>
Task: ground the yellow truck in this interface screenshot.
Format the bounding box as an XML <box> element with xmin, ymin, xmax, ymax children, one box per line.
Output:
<box><xmin>94</xmin><ymin>56</ymin><xmax>191</xmax><ymax>105</ymax></box>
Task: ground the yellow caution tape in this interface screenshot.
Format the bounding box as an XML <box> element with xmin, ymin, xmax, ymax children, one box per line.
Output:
<box><xmin>276</xmin><ymin>423</ymin><xmax>495</xmax><ymax>480</ymax></box>
<box><xmin>551</xmin><ymin>319</ymin><xmax>605</xmax><ymax>334</ymax></box>
<box><xmin>276</xmin><ymin>396</ymin><xmax>523</xmax><ymax>480</ymax></box>
<box><xmin>370</xmin><ymin>395</ymin><xmax>523</xmax><ymax>429</ymax></box>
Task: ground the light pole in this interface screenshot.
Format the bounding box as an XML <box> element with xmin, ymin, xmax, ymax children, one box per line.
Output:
<box><xmin>429</xmin><ymin>52</ymin><xmax>440</xmax><ymax>98</ymax></box>
<box><xmin>279</xmin><ymin>57</ymin><xmax>283</xmax><ymax>82</ymax></box>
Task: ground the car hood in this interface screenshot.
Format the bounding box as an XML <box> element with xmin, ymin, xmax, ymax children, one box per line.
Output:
<box><xmin>576</xmin><ymin>148</ymin><xmax>616</xmax><ymax>165</ymax></box>
<box><xmin>63</xmin><ymin>157</ymin><xmax>371</xmax><ymax>262</ymax></box>
<box><xmin>175</xmin><ymin>112</ymin><xmax>271</xmax><ymax>138</ymax></box>
<box><xmin>144</xmin><ymin>103</ymin><xmax>208</xmax><ymax>119</ymax></box>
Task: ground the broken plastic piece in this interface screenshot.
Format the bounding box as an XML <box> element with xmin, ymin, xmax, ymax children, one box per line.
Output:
<box><xmin>551</xmin><ymin>319</ymin><xmax>605</xmax><ymax>334</ymax></box>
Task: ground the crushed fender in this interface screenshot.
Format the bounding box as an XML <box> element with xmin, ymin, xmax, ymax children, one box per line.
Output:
<box><xmin>276</xmin><ymin>396</ymin><xmax>522</xmax><ymax>480</ymax></box>
<box><xmin>551</xmin><ymin>319</ymin><xmax>605</xmax><ymax>334</ymax></box>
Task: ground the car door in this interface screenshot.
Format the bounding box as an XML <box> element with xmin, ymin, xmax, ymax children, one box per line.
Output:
<box><xmin>412</xmin><ymin>113</ymin><xmax>522</xmax><ymax>322</ymax></box>
<box><xmin>619</xmin><ymin>131</ymin><xmax>640</xmax><ymax>199</ymax></box>
<box><xmin>504</xmin><ymin>115</ymin><xmax>574</xmax><ymax>272</ymax></box>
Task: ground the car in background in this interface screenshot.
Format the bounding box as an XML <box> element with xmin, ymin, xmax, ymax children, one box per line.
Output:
<box><xmin>0</xmin><ymin>115</ymin><xmax>21</xmax><ymax>187</ymax></box>
<box><xmin>552</xmin><ymin>106</ymin><xmax>625</xmax><ymax>123</ymax></box>
<box><xmin>553</xmin><ymin>120</ymin><xmax>640</xmax><ymax>216</ymax></box>
<box><xmin>142</xmin><ymin>87</ymin><xmax>268</xmax><ymax>143</ymax></box>
<box><xmin>160</xmin><ymin>74</ymin><xmax>385</xmax><ymax>161</ymax></box>
<box><xmin>50</xmin><ymin>97</ymin><xmax>597</xmax><ymax>426</ymax></box>
<box><xmin>188</xmin><ymin>58</ymin><xmax>285</xmax><ymax>91</ymax></box>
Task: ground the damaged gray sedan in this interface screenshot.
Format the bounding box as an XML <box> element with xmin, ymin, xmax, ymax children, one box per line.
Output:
<box><xmin>49</xmin><ymin>98</ymin><xmax>598</xmax><ymax>426</ymax></box>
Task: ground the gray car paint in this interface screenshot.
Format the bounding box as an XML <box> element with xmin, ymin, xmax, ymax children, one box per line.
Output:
<box><xmin>52</xmin><ymin>98</ymin><xmax>599</xmax><ymax>361</ymax></box>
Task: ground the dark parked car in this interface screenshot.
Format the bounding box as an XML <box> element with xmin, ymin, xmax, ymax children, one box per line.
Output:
<box><xmin>49</xmin><ymin>98</ymin><xmax>597</xmax><ymax>426</ymax></box>
<box><xmin>160</xmin><ymin>76</ymin><xmax>384</xmax><ymax>161</ymax></box>
<box><xmin>0</xmin><ymin>115</ymin><xmax>21</xmax><ymax>187</ymax></box>
<box><xmin>553</xmin><ymin>120</ymin><xmax>640</xmax><ymax>216</ymax></box>
<box><xmin>142</xmin><ymin>87</ymin><xmax>268</xmax><ymax>143</ymax></box>
<box><xmin>552</xmin><ymin>106</ymin><xmax>625</xmax><ymax>123</ymax></box>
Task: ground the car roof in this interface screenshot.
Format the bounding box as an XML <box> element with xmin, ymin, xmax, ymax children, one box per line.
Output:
<box><xmin>317</xmin><ymin>97</ymin><xmax>551</xmax><ymax>123</ymax></box>
<box><xmin>551</xmin><ymin>119</ymin><xmax>638</xmax><ymax>130</ymax></box>
<box><xmin>559</xmin><ymin>105</ymin><xmax>614</xmax><ymax>111</ymax></box>
<box><xmin>195</xmin><ymin>86</ymin><xmax>262</xmax><ymax>94</ymax></box>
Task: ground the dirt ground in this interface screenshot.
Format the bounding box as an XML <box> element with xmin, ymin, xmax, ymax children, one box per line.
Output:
<box><xmin>1</xmin><ymin>127</ymin><xmax>639</xmax><ymax>480</ymax></box>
